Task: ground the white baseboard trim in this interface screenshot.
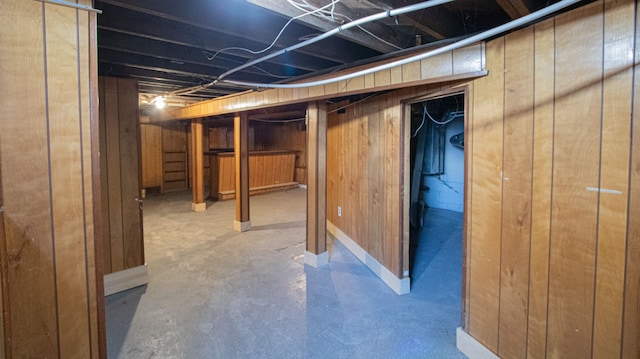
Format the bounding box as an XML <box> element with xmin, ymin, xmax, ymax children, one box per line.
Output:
<box><xmin>304</xmin><ymin>250</ymin><xmax>328</xmax><ymax>268</ymax></box>
<box><xmin>456</xmin><ymin>327</ymin><xmax>500</xmax><ymax>359</ymax></box>
<box><xmin>104</xmin><ymin>264</ymin><xmax>148</xmax><ymax>296</ymax></box>
<box><xmin>234</xmin><ymin>220</ymin><xmax>251</xmax><ymax>232</ymax></box>
<box><xmin>298</xmin><ymin>184</ymin><xmax>308</xmax><ymax>189</ymax></box>
<box><xmin>192</xmin><ymin>202</ymin><xmax>206</xmax><ymax>212</ymax></box>
<box><xmin>327</xmin><ymin>221</ymin><xmax>410</xmax><ymax>295</ymax></box>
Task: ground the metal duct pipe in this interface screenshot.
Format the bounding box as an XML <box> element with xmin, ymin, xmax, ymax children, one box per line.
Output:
<box><xmin>222</xmin><ymin>0</ymin><xmax>582</xmax><ymax>89</ymax></box>
<box><xmin>169</xmin><ymin>0</ymin><xmax>453</xmax><ymax>96</ymax></box>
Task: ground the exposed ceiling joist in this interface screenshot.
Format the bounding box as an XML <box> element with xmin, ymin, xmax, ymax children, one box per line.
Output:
<box><xmin>98</xmin><ymin>31</ymin><xmax>306</xmax><ymax>79</ymax></box>
<box><xmin>247</xmin><ymin>0</ymin><xmax>403</xmax><ymax>53</ymax></box>
<box><xmin>98</xmin><ymin>4</ymin><xmax>343</xmax><ymax>74</ymax></box>
<box><xmin>495</xmin><ymin>0</ymin><xmax>534</xmax><ymax>18</ymax></box>
<box><xmin>358</xmin><ymin>0</ymin><xmax>447</xmax><ymax>40</ymax></box>
<box><xmin>99</xmin><ymin>0</ymin><xmax>378</xmax><ymax>65</ymax></box>
<box><xmin>94</xmin><ymin>0</ymin><xmax>585</xmax><ymax>109</ymax></box>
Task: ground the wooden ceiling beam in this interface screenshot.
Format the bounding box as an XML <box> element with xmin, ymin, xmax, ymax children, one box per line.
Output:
<box><xmin>248</xmin><ymin>109</ymin><xmax>306</xmax><ymax>121</ymax></box>
<box><xmin>98</xmin><ymin>30</ymin><xmax>307</xmax><ymax>79</ymax></box>
<box><xmin>247</xmin><ymin>0</ymin><xmax>402</xmax><ymax>53</ymax></box>
<box><xmin>495</xmin><ymin>0</ymin><xmax>533</xmax><ymax>19</ymax></box>
<box><xmin>358</xmin><ymin>0</ymin><xmax>447</xmax><ymax>40</ymax></box>
<box><xmin>98</xmin><ymin>0</ymin><xmax>378</xmax><ymax>64</ymax></box>
<box><xmin>97</xmin><ymin>65</ymin><xmax>247</xmax><ymax>94</ymax></box>
<box><xmin>160</xmin><ymin>43</ymin><xmax>486</xmax><ymax>121</ymax></box>
<box><xmin>97</xmin><ymin>3</ymin><xmax>341</xmax><ymax>72</ymax></box>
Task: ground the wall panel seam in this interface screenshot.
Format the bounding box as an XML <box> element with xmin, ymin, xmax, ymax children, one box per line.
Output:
<box><xmin>74</xmin><ymin>7</ymin><xmax>93</xmax><ymax>357</ymax></box>
<box><xmin>42</xmin><ymin>4</ymin><xmax>62</xmax><ymax>357</ymax></box>
<box><xmin>525</xmin><ymin>25</ymin><xmax>536</xmax><ymax>357</ymax></box>
<box><xmin>116</xmin><ymin>80</ymin><xmax>127</xmax><ymax>269</ymax></box>
<box><xmin>543</xmin><ymin>16</ymin><xmax>557</xmax><ymax>359</ymax></box>
<box><xmin>497</xmin><ymin>36</ymin><xmax>506</xmax><ymax>354</ymax></box>
<box><xmin>590</xmin><ymin>2</ymin><xmax>606</xmax><ymax>356</ymax></box>
<box><xmin>620</xmin><ymin>0</ymin><xmax>639</xmax><ymax>355</ymax></box>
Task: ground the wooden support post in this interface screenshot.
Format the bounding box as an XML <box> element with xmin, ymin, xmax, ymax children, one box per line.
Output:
<box><xmin>234</xmin><ymin>112</ymin><xmax>251</xmax><ymax>231</ymax></box>
<box><xmin>305</xmin><ymin>101</ymin><xmax>328</xmax><ymax>267</ymax></box>
<box><xmin>190</xmin><ymin>119</ymin><xmax>206</xmax><ymax>211</ymax></box>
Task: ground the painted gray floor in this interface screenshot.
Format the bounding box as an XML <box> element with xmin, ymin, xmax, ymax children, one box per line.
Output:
<box><xmin>106</xmin><ymin>188</ymin><xmax>465</xmax><ymax>358</ymax></box>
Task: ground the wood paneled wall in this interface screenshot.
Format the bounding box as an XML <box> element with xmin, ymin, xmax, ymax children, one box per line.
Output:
<box><xmin>325</xmin><ymin>2</ymin><xmax>639</xmax><ymax>357</ymax></box>
<box><xmin>462</xmin><ymin>1</ymin><xmax>640</xmax><ymax>357</ymax></box>
<box><xmin>209</xmin><ymin>150</ymin><xmax>297</xmax><ymax>200</ymax></box>
<box><xmin>99</xmin><ymin>77</ymin><xmax>144</xmax><ymax>276</ymax></box>
<box><xmin>262</xmin><ymin>122</ymin><xmax>307</xmax><ymax>184</ymax></box>
<box><xmin>140</xmin><ymin>124</ymin><xmax>163</xmax><ymax>188</ymax></box>
<box><xmin>165</xmin><ymin>43</ymin><xmax>486</xmax><ymax>121</ymax></box>
<box><xmin>0</xmin><ymin>1</ymin><xmax>103</xmax><ymax>357</ymax></box>
<box><xmin>208</xmin><ymin>126</ymin><xmax>255</xmax><ymax>150</ymax></box>
<box><xmin>326</xmin><ymin>85</ymin><xmax>446</xmax><ymax>277</ymax></box>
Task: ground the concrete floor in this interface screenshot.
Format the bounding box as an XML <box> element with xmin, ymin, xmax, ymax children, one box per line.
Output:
<box><xmin>106</xmin><ymin>188</ymin><xmax>465</xmax><ymax>358</ymax></box>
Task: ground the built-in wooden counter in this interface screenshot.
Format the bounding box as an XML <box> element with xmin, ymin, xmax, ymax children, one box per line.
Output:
<box><xmin>208</xmin><ymin>150</ymin><xmax>298</xmax><ymax>200</ymax></box>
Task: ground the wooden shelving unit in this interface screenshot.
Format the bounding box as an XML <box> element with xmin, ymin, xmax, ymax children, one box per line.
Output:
<box><xmin>163</xmin><ymin>150</ymin><xmax>188</xmax><ymax>192</ymax></box>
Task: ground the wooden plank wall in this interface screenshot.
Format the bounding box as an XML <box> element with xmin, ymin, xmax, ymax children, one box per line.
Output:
<box><xmin>208</xmin><ymin>126</ymin><xmax>256</xmax><ymax>150</ymax></box>
<box><xmin>261</xmin><ymin>122</ymin><xmax>307</xmax><ymax>184</ymax></box>
<box><xmin>326</xmin><ymin>85</ymin><xmax>448</xmax><ymax>277</ymax></box>
<box><xmin>462</xmin><ymin>1</ymin><xmax>640</xmax><ymax>357</ymax></box>
<box><xmin>209</xmin><ymin>126</ymin><xmax>234</xmax><ymax>148</ymax></box>
<box><xmin>324</xmin><ymin>1</ymin><xmax>639</xmax><ymax>357</ymax></box>
<box><xmin>164</xmin><ymin>43</ymin><xmax>485</xmax><ymax>121</ymax></box>
<box><xmin>209</xmin><ymin>151</ymin><xmax>297</xmax><ymax>199</ymax></box>
<box><xmin>209</xmin><ymin>123</ymin><xmax>302</xmax><ymax>182</ymax></box>
<box><xmin>0</xmin><ymin>1</ymin><xmax>103</xmax><ymax>357</ymax></box>
<box><xmin>140</xmin><ymin>124</ymin><xmax>163</xmax><ymax>188</ymax></box>
<box><xmin>99</xmin><ymin>77</ymin><xmax>144</xmax><ymax>276</ymax></box>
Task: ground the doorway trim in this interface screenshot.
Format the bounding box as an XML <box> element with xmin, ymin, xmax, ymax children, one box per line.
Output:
<box><xmin>401</xmin><ymin>85</ymin><xmax>470</xmax><ymax>323</ymax></box>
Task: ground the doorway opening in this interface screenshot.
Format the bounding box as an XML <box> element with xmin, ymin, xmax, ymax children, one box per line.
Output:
<box><xmin>408</xmin><ymin>91</ymin><xmax>465</xmax><ymax>325</ymax></box>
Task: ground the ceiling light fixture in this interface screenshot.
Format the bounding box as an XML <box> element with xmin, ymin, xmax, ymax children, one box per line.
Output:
<box><xmin>153</xmin><ymin>97</ymin><xmax>166</xmax><ymax>109</ymax></box>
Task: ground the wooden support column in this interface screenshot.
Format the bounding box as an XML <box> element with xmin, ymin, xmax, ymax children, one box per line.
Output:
<box><xmin>234</xmin><ymin>112</ymin><xmax>251</xmax><ymax>231</ymax></box>
<box><xmin>305</xmin><ymin>101</ymin><xmax>328</xmax><ymax>267</ymax></box>
<box><xmin>190</xmin><ymin>119</ymin><xmax>206</xmax><ymax>211</ymax></box>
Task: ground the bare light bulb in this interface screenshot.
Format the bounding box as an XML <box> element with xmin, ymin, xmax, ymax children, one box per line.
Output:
<box><xmin>154</xmin><ymin>97</ymin><xmax>166</xmax><ymax>109</ymax></box>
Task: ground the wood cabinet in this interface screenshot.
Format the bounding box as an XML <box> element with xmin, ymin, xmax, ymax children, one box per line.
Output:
<box><xmin>208</xmin><ymin>150</ymin><xmax>298</xmax><ymax>200</ymax></box>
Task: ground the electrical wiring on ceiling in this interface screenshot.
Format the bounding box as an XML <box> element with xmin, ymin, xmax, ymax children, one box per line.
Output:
<box><xmin>253</xmin><ymin>66</ymin><xmax>295</xmax><ymax>79</ymax></box>
<box><xmin>425</xmin><ymin>95</ymin><xmax>463</xmax><ymax>125</ymax></box>
<box><xmin>169</xmin><ymin>0</ymin><xmax>452</xmax><ymax>97</ymax></box>
<box><xmin>412</xmin><ymin>106</ymin><xmax>428</xmax><ymax>137</ymax></box>
<box><xmin>424</xmin><ymin>103</ymin><xmax>463</xmax><ymax>125</ymax></box>
<box><xmin>163</xmin><ymin>0</ymin><xmax>582</xmax><ymax>103</ymax></box>
<box><xmin>203</xmin><ymin>0</ymin><xmax>341</xmax><ymax>63</ymax></box>
<box><xmin>413</xmin><ymin>96</ymin><xmax>463</xmax><ymax>137</ymax></box>
<box><xmin>286</xmin><ymin>0</ymin><xmax>403</xmax><ymax>50</ymax></box>
<box><xmin>219</xmin><ymin>0</ymin><xmax>582</xmax><ymax>90</ymax></box>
